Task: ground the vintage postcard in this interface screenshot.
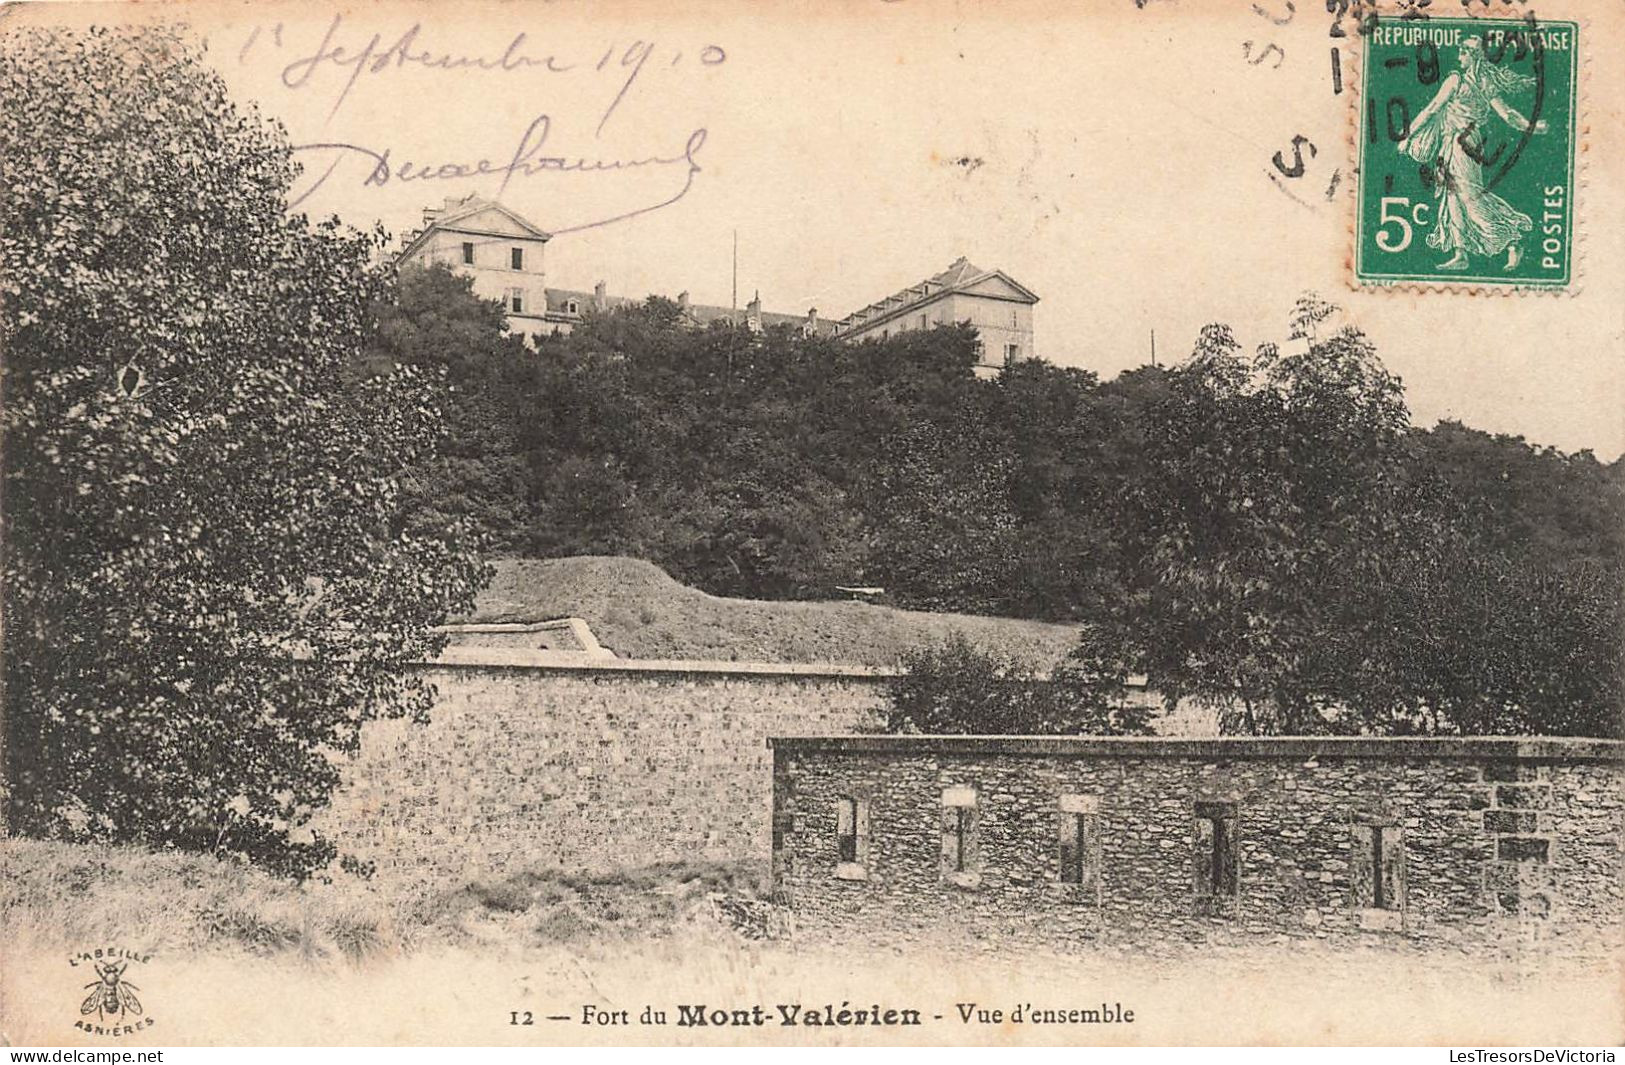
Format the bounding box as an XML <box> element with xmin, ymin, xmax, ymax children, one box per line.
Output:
<box><xmin>1</xmin><ymin>0</ymin><xmax>1622</xmax><ymax>1050</ymax></box>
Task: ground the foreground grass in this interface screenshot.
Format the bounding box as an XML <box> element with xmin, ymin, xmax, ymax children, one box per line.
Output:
<box><xmin>0</xmin><ymin>838</ymin><xmax>766</xmax><ymax>963</ymax></box>
<box><xmin>3</xmin><ymin>838</ymin><xmax>1620</xmax><ymax>1046</ymax></box>
<box><xmin>1</xmin><ymin>838</ymin><xmax>392</xmax><ymax>962</ymax></box>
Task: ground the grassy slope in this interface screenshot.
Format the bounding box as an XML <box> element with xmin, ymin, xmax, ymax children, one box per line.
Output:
<box><xmin>0</xmin><ymin>838</ymin><xmax>763</xmax><ymax>960</ymax></box>
<box><xmin>469</xmin><ymin>556</ymin><xmax>1082</xmax><ymax>668</ymax></box>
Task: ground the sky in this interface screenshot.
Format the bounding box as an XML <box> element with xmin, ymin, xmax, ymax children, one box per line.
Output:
<box><xmin>81</xmin><ymin>0</ymin><xmax>1621</xmax><ymax>456</ymax></box>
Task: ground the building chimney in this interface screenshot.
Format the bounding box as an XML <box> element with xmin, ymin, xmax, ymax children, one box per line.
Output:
<box><xmin>746</xmin><ymin>291</ymin><xmax>762</xmax><ymax>332</ymax></box>
<box><xmin>593</xmin><ymin>280</ymin><xmax>607</xmax><ymax>309</ymax></box>
<box><xmin>678</xmin><ymin>291</ymin><xmax>691</xmax><ymax>312</ymax></box>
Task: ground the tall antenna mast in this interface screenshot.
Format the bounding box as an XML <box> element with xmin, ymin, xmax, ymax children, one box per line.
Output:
<box><xmin>1150</xmin><ymin>328</ymin><xmax>1157</xmax><ymax>368</ymax></box>
<box><xmin>732</xmin><ymin>229</ymin><xmax>738</xmax><ymax>324</ymax></box>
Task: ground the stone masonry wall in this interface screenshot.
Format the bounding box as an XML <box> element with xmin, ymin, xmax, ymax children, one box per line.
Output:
<box><xmin>770</xmin><ymin>736</ymin><xmax>1625</xmax><ymax>955</ymax></box>
<box><xmin>321</xmin><ymin>655</ymin><xmax>888</xmax><ymax>889</ymax></box>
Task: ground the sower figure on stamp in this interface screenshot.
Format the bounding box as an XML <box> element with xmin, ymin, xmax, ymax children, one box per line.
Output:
<box><xmin>1396</xmin><ymin>36</ymin><xmax>1549</xmax><ymax>272</ymax></box>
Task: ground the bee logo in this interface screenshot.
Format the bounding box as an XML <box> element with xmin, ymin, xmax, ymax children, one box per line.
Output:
<box><xmin>81</xmin><ymin>960</ymin><xmax>142</xmax><ymax>1021</ymax></box>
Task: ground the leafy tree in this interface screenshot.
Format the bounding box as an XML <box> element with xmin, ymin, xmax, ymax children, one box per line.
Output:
<box><xmin>884</xmin><ymin>635</ymin><xmax>1153</xmax><ymax>735</ymax></box>
<box><xmin>1373</xmin><ymin>544</ymin><xmax>1621</xmax><ymax>737</ymax></box>
<box><xmin>864</xmin><ymin>418</ymin><xmax>1018</xmax><ymax>614</ymax></box>
<box><xmin>0</xmin><ymin>25</ymin><xmax>488</xmax><ymax>876</ymax></box>
<box><xmin>1087</xmin><ymin>297</ymin><xmax>1419</xmax><ymax>734</ymax></box>
<box><xmin>987</xmin><ymin>361</ymin><xmax>1129</xmax><ymax>621</ymax></box>
<box><xmin>1369</xmin><ymin>430</ymin><xmax>1624</xmax><ymax>737</ymax></box>
<box><xmin>364</xmin><ymin>262</ymin><xmax>537</xmax><ymax>551</ymax></box>
<box><xmin>1414</xmin><ymin>420</ymin><xmax>1625</xmax><ymax>567</ymax></box>
<box><xmin>1079</xmin><ymin>296</ymin><xmax>1620</xmax><ymax>738</ymax></box>
<box><xmin>513</xmin><ymin>309</ymin><xmax>994</xmax><ymax>601</ymax></box>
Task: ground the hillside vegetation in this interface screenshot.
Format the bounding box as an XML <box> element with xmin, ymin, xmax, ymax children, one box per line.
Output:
<box><xmin>468</xmin><ymin>556</ymin><xmax>1081</xmax><ymax>668</ymax></box>
<box><xmin>385</xmin><ymin>270</ymin><xmax>1622</xmax><ymax>737</ymax></box>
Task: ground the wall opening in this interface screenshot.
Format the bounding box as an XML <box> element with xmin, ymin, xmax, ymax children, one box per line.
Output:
<box><xmin>838</xmin><ymin>797</ymin><xmax>858</xmax><ymax>862</ymax></box>
<box><xmin>1058</xmin><ymin>794</ymin><xmax>1101</xmax><ymax>893</ymax></box>
<box><xmin>1352</xmin><ymin>819</ymin><xmax>1406</xmax><ymax>930</ymax></box>
<box><xmin>1194</xmin><ymin>800</ymin><xmax>1239</xmax><ymax>910</ymax></box>
<box><xmin>941</xmin><ymin>786</ymin><xmax>980</xmax><ymax>887</ymax></box>
<box><xmin>834</xmin><ymin>796</ymin><xmax>869</xmax><ymax>880</ymax></box>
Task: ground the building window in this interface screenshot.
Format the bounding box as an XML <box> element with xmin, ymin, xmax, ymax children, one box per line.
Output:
<box><xmin>1194</xmin><ymin>801</ymin><xmax>1238</xmax><ymax>904</ymax></box>
<box><xmin>508</xmin><ymin>289</ymin><xmax>525</xmax><ymax>314</ymax></box>
<box><xmin>940</xmin><ymin>787</ymin><xmax>979</xmax><ymax>887</ymax></box>
<box><xmin>1352</xmin><ymin>821</ymin><xmax>1405</xmax><ymax>928</ymax></box>
<box><xmin>511</xmin><ymin>247</ymin><xmax>524</xmax><ymax>270</ymax></box>
<box><xmin>1058</xmin><ymin>794</ymin><xmax>1100</xmax><ymax>890</ymax></box>
<box><xmin>461</xmin><ymin>241</ymin><xmax>475</xmax><ymax>265</ymax></box>
<box><xmin>920</xmin><ymin>313</ymin><xmax>928</xmax><ymax>329</ymax></box>
<box><xmin>1004</xmin><ymin>343</ymin><xmax>1020</xmax><ymax>364</ymax></box>
<box><xmin>835</xmin><ymin>796</ymin><xmax>869</xmax><ymax>880</ymax></box>
<box><xmin>565</xmin><ymin>299</ymin><xmax>580</xmax><ymax>315</ymax></box>
<box><xmin>838</xmin><ymin>797</ymin><xmax>859</xmax><ymax>862</ymax></box>
<box><xmin>1011</xmin><ymin>309</ymin><xmax>1019</xmax><ymax>328</ymax></box>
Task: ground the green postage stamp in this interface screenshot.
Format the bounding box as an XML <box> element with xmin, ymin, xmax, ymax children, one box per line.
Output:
<box><xmin>1355</xmin><ymin>17</ymin><xmax>1578</xmax><ymax>290</ymax></box>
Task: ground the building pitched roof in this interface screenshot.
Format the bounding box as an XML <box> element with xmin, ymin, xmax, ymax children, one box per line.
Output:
<box><xmin>544</xmin><ymin>288</ymin><xmax>639</xmax><ymax>316</ymax></box>
<box><xmin>425</xmin><ymin>194</ymin><xmax>551</xmax><ymax>241</ymax></box>
<box><xmin>397</xmin><ymin>195</ymin><xmax>552</xmax><ymax>263</ymax></box>
<box><xmin>833</xmin><ymin>256</ymin><xmax>1038</xmax><ymax>336</ymax></box>
<box><xmin>930</xmin><ymin>256</ymin><xmax>984</xmax><ymax>287</ymax></box>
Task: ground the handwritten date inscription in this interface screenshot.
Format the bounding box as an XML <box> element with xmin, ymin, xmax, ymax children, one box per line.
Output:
<box><xmin>250</xmin><ymin>14</ymin><xmax>726</xmax><ymax>128</ymax></box>
<box><xmin>244</xmin><ymin>15</ymin><xmax>727</xmax><ymax>234</ymax></box>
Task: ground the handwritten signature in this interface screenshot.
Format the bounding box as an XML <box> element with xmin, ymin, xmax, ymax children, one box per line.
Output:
<box><xmin>250</xmin><ymin>14</ymin><xmax>725</xmax><ymax>132</ymax></box>
<box><xmin>290</xmin><ymin>115</ymin><xmax>708</xmax><ymax>236</ymax></box>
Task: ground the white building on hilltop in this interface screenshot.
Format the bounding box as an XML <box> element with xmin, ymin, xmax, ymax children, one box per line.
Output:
<box><xmin>399</xmin><ymin>197</ymin><xmax>1040</xmax><ymax>367</ymax></box>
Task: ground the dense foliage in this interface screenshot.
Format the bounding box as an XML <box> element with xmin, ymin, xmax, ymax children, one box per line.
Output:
<box><xmin>884</xmin><ymin>636</ymin><xmax>1154</xmax><ymax>736</ymax></box>
<box><xmin>0</xmin><ymin>26</ymin><xmax>488</xmax><ymax>876</ymax></box>
<box><xmin>388</xmin><ymin>276</ymin><xmax>1622</xmax><ymax>738</ymax></box>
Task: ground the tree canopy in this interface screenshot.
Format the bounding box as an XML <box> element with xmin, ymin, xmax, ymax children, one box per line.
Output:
<box><xmin>884</xmin><ymin>635</ymin><xmax>1153</xmax><ymax>737</ymax></box>
<box><xmin>0</xmin><ymin>25</ymin><xmax>488</xmax><ymax>876</ymax></box>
